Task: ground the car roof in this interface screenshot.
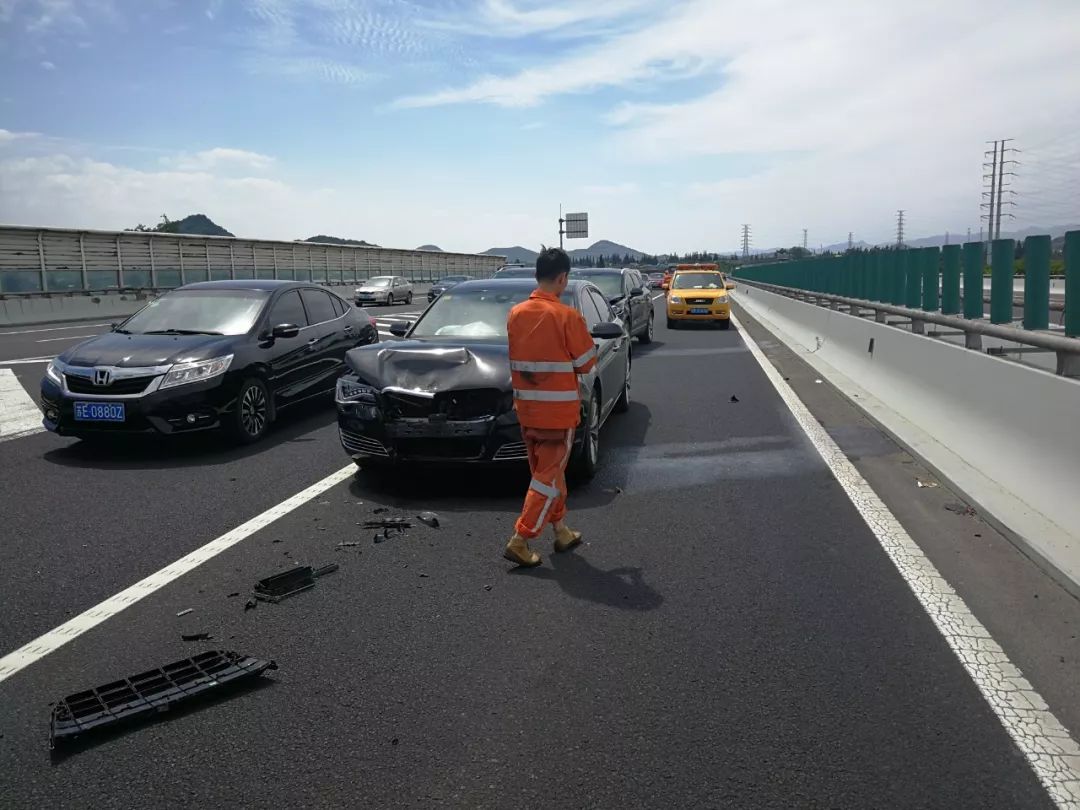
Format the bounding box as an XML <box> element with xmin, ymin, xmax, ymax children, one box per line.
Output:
<box><xmin>179</xmin><ymin>279</ymin><xmax>316</xmax><ymax>292</ymax></box>
<box><xmin>449</xmin><ymin>278</ymin><xmax>595</xmax><ymax>295</ymax></box>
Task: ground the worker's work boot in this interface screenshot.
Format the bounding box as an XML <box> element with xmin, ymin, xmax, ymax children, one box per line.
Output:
<box><xmin>553</xmin><ymin>525</ymin><xmax>582</xmax><ymax>553</ymax></box>
<box><xmin>504</xmin><ymin>534</ymin><xmax>541</xmax><ymax>567</ymax></box>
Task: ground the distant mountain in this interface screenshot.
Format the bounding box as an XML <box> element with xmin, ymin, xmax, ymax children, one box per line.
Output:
<box><xmin>128</xmin><ymin>213</ymin><xmax>233</xmax><ymax>237</ymax></box>
<box><xmin>480</xmin><ymin>240</ymin><xmax>645</xmax><ymax>265</ymax></box>
<box><xmin>568</xmin><ymin>240</ymin><xmax>643</xmax><ymax>262</ymax></box>
<box><xmin>303</xmin><ymin>235</ymin><xmax>379</xmax><ymax>247</ymax></box>
<box><xmin>416</xmin><ymin>244</ymin><xmax>442</xmax><ymax>251</ymax></box>
<box><xmin>482</xmin><ymin>246</ymin><xmax>538</xmax><ymax>264</ymax></box>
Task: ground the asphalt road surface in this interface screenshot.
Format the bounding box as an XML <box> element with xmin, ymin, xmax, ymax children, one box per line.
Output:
<box><xmin>1</xmin><ymin>293</ymin><xmax>1079</xmax><ymax>808</ymax></box>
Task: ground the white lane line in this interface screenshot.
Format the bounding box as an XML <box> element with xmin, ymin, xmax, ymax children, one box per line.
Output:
<box><xmin>35</xmin><ymin>334</ymin><xmax>99</xmax><ymax>343</ymax></box>
<box><xmin>0</xmin><ymin>323</ymin><xmax>109</xmax><ymax>336</ymax></box>
<box><xmin>0</xmin><ymin>356</ymin><xmax>54</xmax><ymax>366</ymax></box>
<box><xmin>0</xmin><ymin>368</ymin><xmax>43</xmax><ymax>443</ymax></box>
<box><xmin>0</xmin><ymin>464</ymin><xmax>356</xmax><ymax>684</ymax></box>
<box><xmin>652</xmin><ymin>293</ymin><xmax>665</xmax><ymax>301</ymax></box>
<box><xmin>731</xmin><ymin>312</ymin><xmax>1080</xmax><ymax>808</ymax></box>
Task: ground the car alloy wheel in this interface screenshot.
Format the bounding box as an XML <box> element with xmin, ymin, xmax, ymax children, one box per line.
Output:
<box><xmin>639</xmin><ymin>312</ymin><xmax>654</xmax><ymax>344</ymax></box>
<box><xmin>586</xmin><ymin>393</ymin><xmax>600</xmax><ymax>466</ymax></box>
<box><xmin>230</xmin><ymin>378</ymin><xmax>271</xmax><ymax>444</ymax></box>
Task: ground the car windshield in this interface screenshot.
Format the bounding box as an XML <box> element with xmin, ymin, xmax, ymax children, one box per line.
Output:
<box><xmin>495</xmin><ymin>268</ymin><xmax>534</xmax><ymax>278</ymax></box>
<box><xmin>408</xmin><ymin>287</ymin><xmax>572</xmax><ymax>339</ymax></box>
<box><xmin>367</xmin><ymin>277</ymin><xmax>392</xmax><ymax>287</ymax></box>
<box><xmin>119</xmin><ymin>290</ymin><xmax>268</xmax><ymax>336</ymax></box>
<box><xmin>570</xmin><ymin>272</ymin><xmax>623</xmax><ymax>299</ymax></box>
<box><xmin>440</xmin><ymin>276</ymin><xmax>470</xmax><ymax>284</ymax></box>
<box><xmin>672</xmin><ymin>273</ymin><xmax>725</xmax><ymax>290</ymax></box>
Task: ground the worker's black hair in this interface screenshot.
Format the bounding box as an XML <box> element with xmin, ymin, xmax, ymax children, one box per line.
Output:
<box><xmin>535</xmin><ymin>246</ymin><xmax>571</xmax><ymax>282</ymax></box>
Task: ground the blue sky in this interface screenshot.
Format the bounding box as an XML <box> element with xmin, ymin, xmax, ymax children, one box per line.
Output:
<box><xmin>2</xmin><ymin>0</ymin><xmax>1079</xmax><ymax>253</ymax></box>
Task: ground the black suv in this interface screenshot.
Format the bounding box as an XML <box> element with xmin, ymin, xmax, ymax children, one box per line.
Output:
<box><xmin>569</xmin><ymin>268</ymin><xmax>654</xmax><ymax>344</ymax></box>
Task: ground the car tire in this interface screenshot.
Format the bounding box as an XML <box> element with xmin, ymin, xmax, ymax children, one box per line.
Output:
<box><xmin>666</xmin><ymin>317</ymin><xmax>677</xmax><ymax>330</ymax></box>
<box><xmin>614</xmin><ymin>355</ymin><xmax>630</xmax><ymax>413</ymax></box>
<box><xmin>569</xmin><ymin>387</ymin><xmax>601</xmax><ymax>481</ymax></box>
<box><xmin>638</xmin><ymin>312</ymin><xmax>654</xmax><ymax>344</ymax></box>
<box><xmin>228</xmin><ymin>377</ymin><xmax>273</xmax><ymax>444</ymax></box>
<box><xmin>406</xmin><ymin>292</ymin><xmax>413</xmax><ymax>304</ymax></box>
<box><xmin>386</xmin><ymin>294</ymin><xmax>394</xmax><ymax>307</ymax></box>
<box><xmin>718</xmin><ymin>319</ymin><xmax>731</xmax><ymax>330</ymax></box>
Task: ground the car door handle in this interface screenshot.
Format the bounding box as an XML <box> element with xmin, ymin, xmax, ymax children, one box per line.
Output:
<box><xmin>343</xmin><ymin>324</ymin><xmax>354</xmax><ymax>333</ymax></box>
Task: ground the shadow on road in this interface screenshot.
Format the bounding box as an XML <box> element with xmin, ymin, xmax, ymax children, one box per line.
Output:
<box><xmin>511</xmin><ymin>550</ymin><xmax>663</xmax><ymax>612</ymax></box>
<box><xmin>41</xmin><ymin>398</ymin><xmax>336</xmax><ymax>470</ymax></box>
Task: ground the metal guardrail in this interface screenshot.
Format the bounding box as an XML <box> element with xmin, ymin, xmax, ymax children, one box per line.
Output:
<box><xmin>733</xmin><ymin>232</ymin><xmax>1078</xmax><ymax>338</ymax></box>
<box><xmin>734</xmin><ymin>279</ymin><xmax>1080</xmax><ymax>378</ymax></box>
<box><xmin>0</xmin><ymin>225</ymin><xmax>505</xmax><ymax>294</ymax></box>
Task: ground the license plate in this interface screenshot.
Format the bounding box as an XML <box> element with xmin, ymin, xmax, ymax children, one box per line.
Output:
<box><xmin>690</xmin><ymin>308</ymin><xmax>711</xmax><ymax>315</ymax></box>
<box><xmin>74</xmin><ymin>401</ymin><xmax>125</xmax><ymax>422</ymax></box>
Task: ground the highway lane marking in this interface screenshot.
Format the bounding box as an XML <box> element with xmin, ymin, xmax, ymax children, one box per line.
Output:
<box><xmin>652</xmin><ymin>293</ymin><xmax>665</xmax><ymax>301</ymax></box>
<box><xmin>35</xmin><ymin>334</ymin><xmax>99</xmax><ymax>343</ymax></box>
<box><xmin>0</xmin><ymin>323</ymin><xmax>109</xmax><ymax>336</ymax></box>
<box><xmin>0</xmin><ymin>368</ymin><xmax>43</xmax><ymax>443</ymax></box>
<box><xmin>0</xmin><ymin>464</ymin><xmax>356</xmax><ymax>684</ymax></box>
<box><xmin>0</xmin><ymin>356</ymin><xmax>54</xmax><ymax>366</ymax></box>
<box><xmin>731</xmin><ymin>311</ymin><xmax>1080</xmax><ymax>808</ymax></box>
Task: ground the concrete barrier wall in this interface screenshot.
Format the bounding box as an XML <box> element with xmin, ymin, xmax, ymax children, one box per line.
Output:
<box><xmin>734</xmin><ymin>282</ymin><xmax>1080</xmax><ymax>590</ymax></box>
<box><xmin>0</xmin><ymin>284</ymin><xmax>433</xmax><ymax>327</ymax></box>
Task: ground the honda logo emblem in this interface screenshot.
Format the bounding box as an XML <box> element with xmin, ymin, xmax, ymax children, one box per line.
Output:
<box><xmin>93</xmin><ymin>368</ymin><xmax>112</xmax><ymax>386</ymax></box>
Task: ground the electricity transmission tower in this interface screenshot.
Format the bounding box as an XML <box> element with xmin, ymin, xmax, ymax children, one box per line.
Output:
<box><xmin>896</xmin><ymin>210</ymin><xmax>905</xmax><ymax>247</ymax></box>
<box><xmin>847</xmin><ymin>232</ymin><xmax>853</xmax><ymax>251</ymax></box>
<box><xmin>982</xmin><ymin>139</ymin><xmax>1020</xmax><ymax>241</ymax></box>
<box><xmin>740</xmin><ymin>224</ymin><xmax>751</xmax><ymax>259</ymax></box>
<box><xmin>802</xmin><ymin>229</ymin><xmax>808</xmax><ymax>251</ymax></box>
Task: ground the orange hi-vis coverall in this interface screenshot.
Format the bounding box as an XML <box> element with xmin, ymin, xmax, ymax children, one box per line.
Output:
<box><xmin>507</xmin><ymin>289</ymin><xmax>598</xmax><ymax>539</ymax></box>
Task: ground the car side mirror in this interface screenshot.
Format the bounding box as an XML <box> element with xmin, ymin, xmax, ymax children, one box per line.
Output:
<box><xmin>590</xmin><ymin>322</ymin><xmax>624</xmax><ymax>340</ymax></box>
<box><xmin>271</xmin><ymin>323</ymin><xmax>300</xmax><ymax>339</ymax></box>
<box><xmin>608</xmin><ymin>294</ymin><xmax>625</xmax><ymax>304</ymax></box>
<box><xmin>388</xmin><ymin>321</ymin><xmax>410</xmax><ymax>337</ymax></box>
<box><xmin>110</xmin><ymin>322</ymin><xmax>119</xmax><ymax>331</ymax></box>
<box><xmin>725</xmin><ymin>282</ymin><xmax>736</xmax><ymax>290</ymax></box>
<box><xmin>630</xmin><ymin>287</ymin><xmax>644</xmax><ymax>297</ymax></box>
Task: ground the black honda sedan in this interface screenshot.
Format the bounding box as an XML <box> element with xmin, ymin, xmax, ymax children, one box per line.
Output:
<box><xmin>427</xmin><ymin>274</ymin><xmax>474</xmax><ymax>302</ymax></box>
<box><xmin>41</xmin><ymin>280</ymin><xmax>378</xmax><ymax>444</ymax></box>
<box><xmin>335</xmin><ymin>279</ymin><xmax>631</xmax><ymax>479</ymax></box>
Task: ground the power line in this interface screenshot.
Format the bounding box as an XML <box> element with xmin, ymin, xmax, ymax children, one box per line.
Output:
<box><xmin>896</xmin><ymin>210</ymin><xmax>905</xmax><ymax>247</ymax></box>
<box><xmin>982</xmin><ymin>138</ymin><xmax>1021</xmax><ymax>241</ymax></box>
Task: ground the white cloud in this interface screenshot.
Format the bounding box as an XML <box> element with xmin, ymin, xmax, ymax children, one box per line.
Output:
<box><xmin>0</xmin><ymin>128</ymin><xmax>39</xmax><ymax>144</ymax></box>
<box><xmin>164</xmin><ymin>147</ymin><xmax>276</xmax><ymax>172</ymax></box>
<box><xmin>39</xmin><ymin>59</ymin><xmax>55</xmax><ymax>69</ymax></box>
<box><xmin>424</xmin><ymin>0</ymin><xmax>655</xmax><ymax>38</ymax></box>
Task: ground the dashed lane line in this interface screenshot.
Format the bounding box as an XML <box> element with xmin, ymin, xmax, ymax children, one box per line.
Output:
<box><xmin>35</xmin><ymin>334</ymin><xmax>100</xmax><ymax>343</ymax></box>
<box><xmin>0</xmin><ymin>464</ymin><xmax>356</xmax><ymax>684</ymax></box>
<box><xmin>731</xmin><ymin>311</ymin><xmax>1080</xmax><ymax>808</ymax></box>
<box><xmin>0</xmin><ymin>356</ymin><xmax>53</xmax><ymax>366</ymax></box>
<box><xmin>0</xmin><ymin>368</ymin><xmax>43</xmax><ymax>443</ymax></box>
<box><xmin>0</xmin><ymin>323</ymin><xmax>110</xmax><ymax>336</ymax></box>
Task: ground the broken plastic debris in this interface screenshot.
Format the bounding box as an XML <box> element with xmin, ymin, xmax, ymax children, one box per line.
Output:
<box><xmin>372</xmin><ymin>507</ymin><xmax>389</xmax><ymax>514</ymax></box>
<box><xmin>254</xmin><ymin>564</ymin><xmax>339</xmax><ymax>603</ymax></box>
<box><xmin>916</xmin><ymin>480</ymin><xmax>939</xmax><ymax>488</ymax></box>
<box><xmin>729</xmin><ymin>395</ymin><xmax>739</xmax><ymax>403</ymax></box>
<box><xmin>244</xmin><ymin>599</ymin><xmax>257</xmax><ymax>612</ymax></box>
<box><xmin>363</xmin><ymin>519</ymin><xmax>412</xmax><ymax>530</ymax></box>
<box><xmin>944</xmin><ymin>502</ymin><xmax>977</xmax><ymax>517</ymax></box>
<box><xmin>416</xmin><ymin>512</ymin><xmax>440</xmax><ymax>529</ymax></box>
<box><xmin>226</xmin><ymin>592</ymin><xmax>240</xmax><ymax>598</ymax></box>
<box><xmin>814</xmin><ymin>379</ymin><xmax>823</xmax><ymax>384</ymax></box>
<box><xmin>484</xmin><ymin>585</ymin><xmax>492</xmax><ymax>591</ymax></box>
<box><xmin>175</xmin><ymin>608</ymin><xmax>193</xmax><ymax>617</ymax></box>
<box><xmin>336</xmin><ymin>541</ymin><xmax>363</xmax><ymax>549</ymax></box>
<box><xmin>181</xmin><ymin>632</ymin><xmax>212</xmax><ymax>642</ymax></box>
<box><xmin>48</xmin><ymin>650</ymin><xmax>277</xmax><ymax>750</ymax></box>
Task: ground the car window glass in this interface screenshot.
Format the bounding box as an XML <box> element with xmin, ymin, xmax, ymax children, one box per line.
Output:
<box><xmin>590</xmin><ymin>289</ymin><xmax>614</xmax><ymax>321</ymax></box>
<box><xmin>300</xmin><ymin>288</ymin><xmax>336</xmax><ymax>324</ymax></box>
<box><xmin>330</xmin><ymin>294</ymin><xmax>346</xmax><ymax>317</ymax></box>
<box><xmin>579</xmin><ymin>289</ymin><xmax>605</xmax><ymax>329</ymax></box>
<box><xmin>268</xmin><ymin>290</ymin><xmax>309</xmax><ymax>328</ymax></box>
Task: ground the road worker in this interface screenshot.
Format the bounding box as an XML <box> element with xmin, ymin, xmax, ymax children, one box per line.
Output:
<box><xmin>503</xmin><ymin>247</ymin><xmax>597</xmax><ymax>566</ymax></box>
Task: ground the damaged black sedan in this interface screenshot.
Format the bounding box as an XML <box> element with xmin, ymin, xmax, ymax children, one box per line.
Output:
<box><xmin>335</xmin><ymin>279</ymin><xmax>631</xmax><ymax>478</ymax></box>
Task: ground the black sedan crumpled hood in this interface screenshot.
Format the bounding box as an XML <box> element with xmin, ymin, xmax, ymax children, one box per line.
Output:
<box><xmin>345</xmin><ymin>340</ymin><xmax>511</xmax><ymax>394</ymax></box>
<box><xmin>60</xmin><ymin>332</ymin><xmax>236</xmax><ymax>368</ymax></box>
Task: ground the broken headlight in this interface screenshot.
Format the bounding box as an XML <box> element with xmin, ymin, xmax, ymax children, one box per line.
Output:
<box><xmin>336</xmin><ymin>377</ymin><xmax>377</xmax><ymax>405</ymax></box>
